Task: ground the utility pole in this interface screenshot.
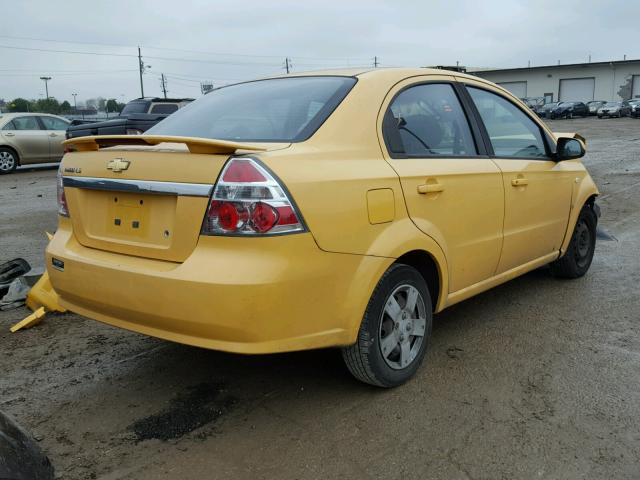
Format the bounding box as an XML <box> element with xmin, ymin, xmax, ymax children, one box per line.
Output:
<box><xmin>138</xmin><ymin>46</ymin><xmax>147</xmax><ymax>98</ymax></box>
<box><xmin>373</xmin><ymin>56</ymin><xmax>379</xmax><ymax>68</ymax></box>
<box><xmin>40</xmin><ymin>76</ymin><xmax>51</xmax><ymax>99</ymax></box>
<box><xmin>160</xmin><ymin>73</ymin><xmax>168</xmax><ymax>98</ymax></box>
<box><xmin>284</xmin><ymin>57</ymin><xmax>291</xmax><ymax>74</ymax></box>
<box><xmin>72</xmin><ymin>93</ymin><xmax>78</xmax><ymax>114</ymax></box>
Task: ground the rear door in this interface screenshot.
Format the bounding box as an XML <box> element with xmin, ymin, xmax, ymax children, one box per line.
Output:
<box><xmin>463</xmin><ymin>80</ymin><xmax>573</xmax><ymax>274</ymax></box>
<box><xmin>38</xmin><ymin>115</ymin><xmax>70</xmax><ymax>161</ymax></box>
<box><xmin>3</xmin><ymin>116</ymin><xmax>50</xmax><ymax>163</ymax></box>
<box><xmin>379</xmin><ymin>77</ymin><xmax>504</xmax><ymax>293</ymax></box>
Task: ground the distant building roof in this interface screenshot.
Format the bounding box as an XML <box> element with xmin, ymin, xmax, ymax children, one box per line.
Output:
<box><xmin>473</xmin><ymin>58</ymin><xmax>640</xmax><ymax>74</ymax></box>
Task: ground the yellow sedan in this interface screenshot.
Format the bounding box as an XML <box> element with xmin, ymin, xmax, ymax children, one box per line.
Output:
<box><xmin>49</xmin><ymin>68</ymin><xmax>599</xmax><ymax>387</ymax></box>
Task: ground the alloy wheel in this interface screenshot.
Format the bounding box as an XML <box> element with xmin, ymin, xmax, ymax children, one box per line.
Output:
<box><xmin>0</xmin><ymin>151</ymin><xmax>16</xmax><ymax>172</ymax></box>
<box><xmin>378</xmin><ymin>284</ymin><xmax>427</xmax><ymax>370</ymax></box>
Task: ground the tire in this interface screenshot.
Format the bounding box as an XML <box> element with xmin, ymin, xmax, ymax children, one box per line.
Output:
<box><xmin>0</xmin><ymin>147</ymin><xmax>18</xmax><ymax>174</ymax></box>
<box><xmin>568</xmin><ymin>112</ymin><xmax>573</xmax><ymax>119</ymax></box>
<box><xmin>550</xmin><ymin>205</ymin><xmax>597</xmax><ymax>279</ymax></box>
<box><xmin>597</xmin><ymin>115</ymin><xmax>602</xmax><ymax>119</ymax></box>
<box><xmin>342</xmin><ymin>264</ymin><xmax>432</xmax><ymax>388</ymax></box>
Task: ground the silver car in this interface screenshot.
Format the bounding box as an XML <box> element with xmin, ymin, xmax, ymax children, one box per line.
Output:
<box><xmin>0</xmin><ymin>113</ymin><xmax>70</xmax><ymax>174</ymax></box>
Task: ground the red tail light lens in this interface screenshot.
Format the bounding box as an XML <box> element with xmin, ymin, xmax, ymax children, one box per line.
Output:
<box><xmin>201</xmin><ymin>158</ymin><xmax>305</xmax><ymax>236</ymax></box>
<box><xmin>222</xmin><ymin>159</ymin><xmax>267</xmax><ymax>183</ymax></box>
<box><xmin>57</xmin><ymin>166</ymin><xmax>69</xmax><ymax>217</ymax></box>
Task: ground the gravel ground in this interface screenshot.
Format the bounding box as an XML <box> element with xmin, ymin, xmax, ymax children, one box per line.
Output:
<box><xmin>1</xmin><ymin>117</ymin><xmax>639</xmax><ymax>479</ymax></box>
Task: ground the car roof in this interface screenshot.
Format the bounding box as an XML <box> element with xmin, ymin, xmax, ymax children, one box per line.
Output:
<box><xmin>0</xmin><ymin>112</ymin><xmax>64</xmax><ymax>118</ymax></box>
<box><xmin>269</xmin><ymin>67</ymin><xmax>485</xmax><ymax>83</ymax></box>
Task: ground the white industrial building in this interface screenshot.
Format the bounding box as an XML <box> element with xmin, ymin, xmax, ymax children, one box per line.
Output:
<box><xmin>472</xmin><ymin>59</ymin><xmax>640</xmax><ymax>103</ymax></box>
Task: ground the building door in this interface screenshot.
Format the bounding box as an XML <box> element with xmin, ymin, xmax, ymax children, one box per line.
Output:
<box><xmin>559</xmin><ymin>78</ymin><xmax>595</xmax><ymax>102</ymax></box>
<box><xmin>497</xmin><ymin>81</ymin><xmax>527</xmax><ymax>98</ymax></box>
<box><xmin>632</xmin><ymin>75</ymin><xmax>640</xmax><ymax>99</ymax></box>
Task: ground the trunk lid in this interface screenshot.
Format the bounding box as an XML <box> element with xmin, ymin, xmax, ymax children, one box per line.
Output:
<box><xmin>61</xmin><ymin>138</ymin><xmax>289</xmax><ymax>262</ymax></box>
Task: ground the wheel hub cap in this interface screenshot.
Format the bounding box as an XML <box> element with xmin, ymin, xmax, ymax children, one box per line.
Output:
<box><xmin>0</xmin><ymin>151</ymin><xmax>15</xmax><ymax>171</ymax></box>
<box><xmin>379</xmin><ymin>284</ymin><xmax>427</xmax><ymax>370</ymax></box>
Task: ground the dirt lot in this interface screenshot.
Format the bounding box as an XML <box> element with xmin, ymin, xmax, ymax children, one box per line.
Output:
<box><xmin>1</xmin><ymin>117</ymin><xmax>639</xmax><ymax>479</ymax></box>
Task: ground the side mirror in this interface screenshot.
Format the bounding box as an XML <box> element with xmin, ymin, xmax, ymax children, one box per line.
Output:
<box><xmin>555</xmin><ymin>137</ymin><xmax>585</xmax><ymax>161</ymax></box>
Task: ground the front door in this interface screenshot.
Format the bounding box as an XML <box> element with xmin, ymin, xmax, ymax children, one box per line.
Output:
<box><xmin>3</xmin><ymin>116</ymin><xmax>50</xmax><ymax>164</ymax></box>
<box><xmin>380</xmin><ymin>79</ymin><xmax>504</xmax><ymax>293</ymax></box>
<box><xmin>465</xmin><ymin>84</ymin><xmax>573</xmax><ymax>273</ymax></box>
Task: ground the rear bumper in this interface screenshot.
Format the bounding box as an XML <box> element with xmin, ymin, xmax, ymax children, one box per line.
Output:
<box><xmin>46</xmin><ymin>219</ymin><xmax>389</xmax><ymax>354</ymax></box>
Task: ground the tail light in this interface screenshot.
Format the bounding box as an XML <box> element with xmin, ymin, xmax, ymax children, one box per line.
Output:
<box><xmin>201</xmin><ymin>158</ymin><xmax>305</xmax><ymax>236</ymax></box>
<box><xmin>57</xmin><ymin>166</ymin><xmax>69</xmax><ymax>217</ymax></box>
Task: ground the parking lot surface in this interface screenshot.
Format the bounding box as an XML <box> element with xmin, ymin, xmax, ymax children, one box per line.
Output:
<box><xmin>1</xmin><ymin>117</ymin><xmax>639</xmax><ymax>479</ymax></box>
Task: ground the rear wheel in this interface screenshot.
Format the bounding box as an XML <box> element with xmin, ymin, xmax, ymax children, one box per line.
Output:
<box><xmin>342</xmin><ymin>264</ymin><xmax>432</xmax><ymax>388</ymax></box>
<box><xmin>550</xmin><ymin>205</ymin><xmax>597</xmax><ymax>278</ymax></box>
<box><xmin>0</xmin><ymin>148</ymin><xmax>17</xmax><ymax>174</ymax></box>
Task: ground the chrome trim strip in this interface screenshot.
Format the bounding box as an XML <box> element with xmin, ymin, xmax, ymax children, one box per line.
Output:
<box><xmin>63</xmin><ymin>176</ymin><xmax>213</xmax><ymax>197</ymax></box>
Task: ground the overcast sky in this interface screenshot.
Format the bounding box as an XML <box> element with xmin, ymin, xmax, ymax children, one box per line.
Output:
<box><xmin>1</xmin><ymin>0</ymin><xmax>638</xmax><ymax>104</ymax></box>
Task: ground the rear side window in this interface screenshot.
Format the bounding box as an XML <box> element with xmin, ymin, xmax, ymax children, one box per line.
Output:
<box><xmin>121</xmin><ymin>101</ymin><xmax>150</xmax><ymax>114</ymax></box>
<box><xmin>383</xmin><ymin>83</ymin><xmax>476</xmax><ymax>157</ymax></box>
<box><xmin>147</xmin><ymin>76</ymin><xmax>357</xmax><ymax>142</ymax></box>
<box><xmin>467</xmin><ymin>87</ymin><xmax>547</xmax><ymax>159</ymax></box>
<box><xmin>2</xmin><ymin>121</ymin><xmax>16</xmax><ymax>130</ymax></box>
<box><xmin>150</xmin><ymin>103</ymin><xmax>179</xmax><ymax>114</ymax></box>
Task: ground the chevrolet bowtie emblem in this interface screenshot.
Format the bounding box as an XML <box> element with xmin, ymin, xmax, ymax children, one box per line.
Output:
<box><xmin>107</xmin><ymin>158</ymin><xmax>130</xmax><ymax>173</ymax></box>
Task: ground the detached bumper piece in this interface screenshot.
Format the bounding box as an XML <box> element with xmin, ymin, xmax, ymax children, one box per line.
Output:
<box><xmin>10</xmin><ymin>233</ymin><xmax>66</xmax><ymax>333</ymax></box>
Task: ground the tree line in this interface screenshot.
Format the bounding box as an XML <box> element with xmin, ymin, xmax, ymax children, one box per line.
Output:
<box><xmin>1</xmin><ymin>97</ymin><xmax>126</xmax><ymax>115</ymax></box>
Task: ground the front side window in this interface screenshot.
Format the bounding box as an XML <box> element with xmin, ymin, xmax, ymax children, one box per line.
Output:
<box><xmin>147</xmin><ymin>76</ymin><xmax>357</xmax><ymax>142</ymax></box>
<box><xmin>384</xmin><ymin>83</ymin><xmax>476</xmax><ymax>157</ymax></box>
<box><xmin>39</xmin><ymin>116</ymin><xmax>70</xmax><ymax>130</ymax></box>
<box><xmin>468</xmin><ymin>87</ymin><xmax>548</xmax><ymax>159</ymax></box>
<box><xmin>11</xmin><ymin>116</ymin><xmax>41</xmax><ymax>131</ymax></box>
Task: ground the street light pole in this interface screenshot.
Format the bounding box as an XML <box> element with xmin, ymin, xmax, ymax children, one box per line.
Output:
<box><xmin>72</xmin><ymin>93</ymin><xmax>78</xmax><ymax>113</ymax></box>
<box><xmin>40</xmin><ymin>76</ymin><xmax>52</xmax><ymax>99</ymax></box>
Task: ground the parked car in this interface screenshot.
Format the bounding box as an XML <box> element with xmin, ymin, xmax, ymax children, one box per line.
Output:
<box><xmin>628</xmin><ymin>99</ymin><xmax>640</xmax><ymax>118</ymax></box>
<box><xmin>535</xmin><ymin>101</ymin><xmax>561</xmax><ymax>118</ymax></box>
<box><xmin>549</xmin><ymin>101</ymin><xmax>589</xmax><ymax>119</ymax></box>
<box><xmin>597</xmin><ymin>101</ymin><xmax>629</xmax><ymax>118</ymax></box>
<box><xmin>586</xmin><ymin>101</ymin><xmax>607</xmax><ymax>115</ymax></box>
<box><xmin>51</xmin><ymin>68</ymin><xmax>600</xmax><ymax>387</ymax></box>
<box><xmin>520</xmin><ymin>97</ymin><xmax>544</xmax><ymax>111</ymax></box>
<box><xmin>65</xmin><ymin>97</ymin><xmax>193</xmax><ymax>140</ymax></box>
<box><xmin>0</xmin><ymin>113</ymin><xmax>70</xmax><ymax>174</ymax></box>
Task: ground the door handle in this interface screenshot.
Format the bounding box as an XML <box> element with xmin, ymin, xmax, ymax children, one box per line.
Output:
<box><xmin>49</xmin><ymin>133</ymin><xmax>58</xmax><ymax>137</ymax></box>
<box><xmin>4</xmin><ymin>132</ymin><xmax>14</xmax><ymax>137</ymax></box>
<box><xmin>511</xmin><ymin>178</ymin><xmax>529</xmax><ymax>187</ymax></box>
<box><xmin>417</xmin><ymin>182</ymin><xmax>444</xmax><ymax>194</ymax></box>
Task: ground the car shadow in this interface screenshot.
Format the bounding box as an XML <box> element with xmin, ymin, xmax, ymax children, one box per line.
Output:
<box><xmin>15</xmin><ymin>163</ymin><xmax>60</xmax><ymax>173</ymax></box>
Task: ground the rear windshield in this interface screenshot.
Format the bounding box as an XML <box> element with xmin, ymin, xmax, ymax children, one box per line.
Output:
<box><xmin>121</xmin><ymin>101</ymin><xmax>150</xmax><ymax>115</ymax></box>
<box><xmin>147</xmin><ymin>76</ymin><xmax>357</xmax><ymax>142</ymax></box>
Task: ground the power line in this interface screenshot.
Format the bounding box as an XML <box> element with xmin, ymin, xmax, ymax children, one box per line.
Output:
<box><xmin>0</xmin><ymin>34</ymin><xmax>372</xmax><ymax>62</ymax></box>
<box><xmin>0</xmin><ymin>44</ymin><xmax>136</xmax><ymax>57</ymax></box>
<box><xmin>0</xmin><ymin>70</ymin><xmax>137</xmax><ymax>77</ymax></box>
